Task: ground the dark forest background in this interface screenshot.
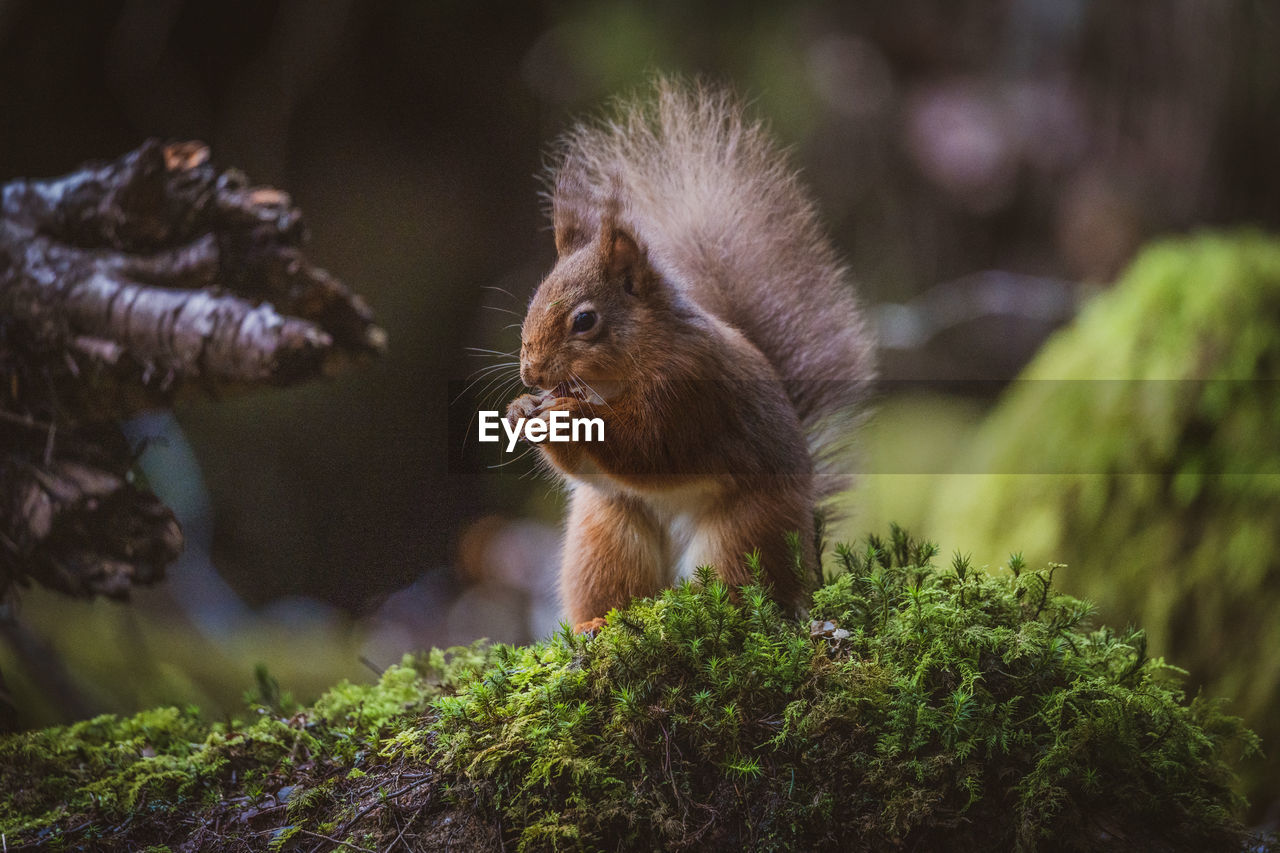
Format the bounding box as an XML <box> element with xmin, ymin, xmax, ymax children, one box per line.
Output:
<box><xmin>2</xmin><ymin>0</ymin><xmax>1279</xmax><ymax>760</ymax></box>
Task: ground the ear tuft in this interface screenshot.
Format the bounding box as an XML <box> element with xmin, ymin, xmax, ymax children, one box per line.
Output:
<box><xmin>555</xmin><ymin>224</ymin><xmax>587</xmax><ymax>256</ymax></box>
<box><xmin>553</xmin><ymin>172</ymin><xmax>592</xmax><ymax>256</ymax></box>
<box><xmin>553</xmin><ymin>202</ymin><xmax>589</xmax><ymax>256</ymax></box>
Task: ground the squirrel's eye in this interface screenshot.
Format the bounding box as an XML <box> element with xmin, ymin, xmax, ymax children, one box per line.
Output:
<box><xmin>571</xmin><ymin>310</ymin><xmax>598</xmax><ymax>334</ymax></box>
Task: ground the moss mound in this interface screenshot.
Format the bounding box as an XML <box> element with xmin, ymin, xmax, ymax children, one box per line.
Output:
<box><xmin>0</xmin><ymin>529</ymin><xmax>1270</xmax><ymax>851</ymax></box>
<box><xmin>930</xmin><ymin>230</ymin><xmax>1280</xmax><ymax>810</ymax></box>
<box><xmin>428</xmin><ymin>527</ymin><xmax>1259</xmax><ymax>851</ymax></box>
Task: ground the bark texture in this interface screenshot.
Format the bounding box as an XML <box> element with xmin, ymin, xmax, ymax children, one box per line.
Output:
<box><xmin>0</xmin><ymin>139</ymin><xmax>384</xmax><ymax>600</ymax></box>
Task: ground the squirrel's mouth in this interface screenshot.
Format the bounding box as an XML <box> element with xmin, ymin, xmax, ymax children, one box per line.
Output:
<box><xmin>547</xmin><ymin>380</ymin><xmax>613</xmax><ymax>406</ymax></box>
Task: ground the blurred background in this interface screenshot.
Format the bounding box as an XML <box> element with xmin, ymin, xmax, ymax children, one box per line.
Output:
<box><xmin>1</xmin><ymin>0</ymin><xmax>1278</xmax><ymax>818</ymax></box>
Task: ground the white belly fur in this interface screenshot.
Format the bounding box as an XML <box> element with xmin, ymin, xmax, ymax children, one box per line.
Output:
<box><xmin>643</xmin><ymin>479</ymin><xmax>723</xmax><ymax>585</ymax></box>
<box><xmin>565</xmin><ymin>464</ymin><xmax>726</xmax><ymax>583</ymax></box>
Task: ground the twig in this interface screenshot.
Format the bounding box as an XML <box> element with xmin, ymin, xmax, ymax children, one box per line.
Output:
<box><xmin>296</xmin><ymin>827</ymin><xmax>375</xmax><ymax>852</ymax></box>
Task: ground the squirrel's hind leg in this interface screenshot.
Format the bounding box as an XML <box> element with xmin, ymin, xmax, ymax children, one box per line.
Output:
<box><xmin>560</xmin><ymin>484</ymin><xmax>665</xmax><ymax>626</ymax></box>
<box><xmin>703</xmin><ymin>481</ymin><xmax>814</xmax><ymax>615</ymax></box>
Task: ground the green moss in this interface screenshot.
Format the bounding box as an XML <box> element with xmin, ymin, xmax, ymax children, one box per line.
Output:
<box><xmin>930</xmin><ymin>230</ymin><xmax>1280</xmax><ymax>810</ymax></box>
<box><xmin>0</xmin><ymin>532</ymin><xmax>1270</xmax><ymax>851</ymax></box>
<box><xmin>0</xmin><ymin>646</ymin><xmax>494</xmax><ymax>850</ymax></box>
<box><xmin>428</xmin><ymin>527</ymin><xmax>1261</xmax><ymax>851</ymax></box>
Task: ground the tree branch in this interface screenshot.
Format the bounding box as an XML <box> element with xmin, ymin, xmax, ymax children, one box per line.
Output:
<box><xmin>0</xmin><ymin>139</ymin><xmax>384</xmax><ymax>600</ymax></box>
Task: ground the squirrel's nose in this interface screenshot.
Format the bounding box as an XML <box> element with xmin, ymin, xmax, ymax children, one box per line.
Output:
<box><xmin>521</xmin><ymin>363</ymin><xmax>545</xmax><ymax>390</ymax></box>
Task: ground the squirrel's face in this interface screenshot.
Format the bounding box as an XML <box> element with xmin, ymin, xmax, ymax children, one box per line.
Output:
<box><xmin>519</xmin><ymin>227</ymin><xmax>657</xmax><ymax>402</ymax></box>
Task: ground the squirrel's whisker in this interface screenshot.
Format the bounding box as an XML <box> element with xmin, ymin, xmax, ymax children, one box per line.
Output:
<box><xmin>571</xmin><ymin>372</ymin><xmax>614</xmax><ymax>413</ymax></box>
<box><xmin>463</xmin><ymin>362</ymin><xmax>518</xmax><ymax>380</ymax></box>
<box><xmin>489</xmin><ymin>444</ymin><xmax>537</xmax><ymax>470</ymax></box>
<box><xmin>480</xmin><ymin>284</ymin><xmax>519</xmax><ymax>301</ymax></box>
<box><xmin>465</xmin><ymin>346</ymin><xmax>519</xmax><ymax>357</ymax></box>
<box><xmin>472</xmin><ymin>372</ymin><xmax>521</xmax><ymax>409</ymax></box>
<box><xmin>454</xmin><ymin>364</ymin><xmax>518</xmax><ymax>403</ymax></box>
<box><xmin>480</xmin><ymin>304</ymin><xmax>523</xmax><ymax>318</ymax></box>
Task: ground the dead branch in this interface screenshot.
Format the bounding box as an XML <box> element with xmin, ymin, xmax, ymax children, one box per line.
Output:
<box><xmin>0</xmin><ymin>139</ymin><xmax>384</xmax><ymax>600</ymax></box>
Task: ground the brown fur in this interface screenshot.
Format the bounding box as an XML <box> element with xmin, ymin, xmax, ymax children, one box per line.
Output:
<box><xmin>507</xmin><ymin>78</ymin><xmax>873</xmax><ymax>627</ymax></box>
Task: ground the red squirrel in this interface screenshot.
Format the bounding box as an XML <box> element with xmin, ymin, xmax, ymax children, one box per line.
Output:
<box><xmin>506</xmin><ymin>78</ymin><xmax>874</xmax><ymax>632</ymax></box>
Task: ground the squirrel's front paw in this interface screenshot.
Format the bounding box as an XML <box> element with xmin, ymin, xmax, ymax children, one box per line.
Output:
<box><xmin>506</xmin><ymin>393</ymin><xmax>544</xmax><ymax>431</ymax></box>
<box><xmin>507</xmin><ymin>391</ymin><xmax>578</xmax><ymax>425</ymax></box>
<box><xmin>505</xmin><ymin>392</ymin><xmax>577</xmax><ymax>445</ymax></box>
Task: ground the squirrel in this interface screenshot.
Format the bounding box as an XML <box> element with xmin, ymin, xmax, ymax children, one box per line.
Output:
<box><xmin>506</xmin><ymin>78</ymin><xmax>874</xmax><ymax>632</ymax></box>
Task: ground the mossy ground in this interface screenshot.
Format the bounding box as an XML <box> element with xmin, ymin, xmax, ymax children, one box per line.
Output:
<box><xmin>0</xmin><ymin>644</ymin><xmax>501</xmax><ymax>851</ymax></box>
<box><xmin>0</xmin><ymin>529</ymin><xmax>1272</xmax><ymax>851</ymax></box>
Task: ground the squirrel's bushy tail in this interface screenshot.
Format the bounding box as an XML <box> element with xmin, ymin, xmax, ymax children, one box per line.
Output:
<box><xmin>552</xmin><ymin>77</ymin><xmax>875</xmax><ymax>495</ymax></box>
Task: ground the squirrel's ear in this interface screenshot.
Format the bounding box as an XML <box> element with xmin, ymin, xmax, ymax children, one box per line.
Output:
<box><xmin>553</xmin><ymin>206</ymin><xmax>589</xmax><ymax>256</ymax></box>
<box><xmin>606</xmin><ymin>228</ymin><xmax>640</xmax><ymax>277</ymax></box>
<box><xmin>603</xmin><ymin>227</ymin><xmax>654</xmax><ymax>296</ymax></box>
<box><xmin>553</xmin><ymin>172</ymin><xmax>592</xmax><ymax>256</ymax></box>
